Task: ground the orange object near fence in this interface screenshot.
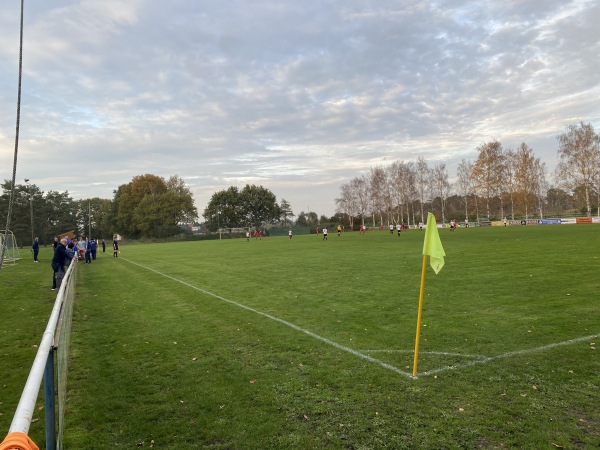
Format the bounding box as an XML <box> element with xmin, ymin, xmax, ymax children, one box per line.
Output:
<box><xmin>0</xmin><ymin>432</ymin><xmax>39</xmax><ymax>450</ymax></box>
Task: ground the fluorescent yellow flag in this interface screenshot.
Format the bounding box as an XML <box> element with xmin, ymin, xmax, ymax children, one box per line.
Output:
<box><xmin>423</xmin><ymin>212</ymin><xmax>445</xmax><ymax>274</ymax></box>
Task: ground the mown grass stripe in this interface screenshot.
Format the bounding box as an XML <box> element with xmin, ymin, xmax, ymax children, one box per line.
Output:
<box><xmin>122</xmin><ymin>257</ymin><xmax>415</xmax><ymax>379</ymax></box>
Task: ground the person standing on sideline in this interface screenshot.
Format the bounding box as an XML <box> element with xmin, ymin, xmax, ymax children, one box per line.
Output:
<box><xmin>32</xmin><ymin>237</ymin><xmax>40</xmax><ymax>262</ymax></box>
<box><xmin>85</xmin><ymin>237</ymin><xmax>92</xmax><ymax>264</ymax></box>
<box><xmin>101</xmin><ymin>239</ymin><xmax>106</xmax><ymax>253</ymax></box>
<box><xmin>51</xmin><ymin>238</ymin><xmax>68</xmax><ymax>291</ymax></box>
<box><xmin>288</xmin><ymin>228</ymin><xmax>293</xmax><ymax>239</ymax></box>
<box><xmin>113</xmin><ymin>239</ymin><xmax>119</xmax><ymax>257</ymax></box>
<box><xmin>322</xmin><ymin>227</ymin><xmax>328</xmax><ymax>240</ymax></box>
<box><xmin>90</xmin><ymin>238</ymin><xmax>97</xmax><ymax>260</ymax></box>
<box><xmin>65</xmin><ymin>242</ymin><xmax>75</xmax><ymax>267</ymax></box>
<box><xmin>337</xmin><ymin>225</ymin><xmax>342</xmax><ymax>237</ymax></box>
<box><xmin>77</xmin><ymin>236</ymin><xmax>85</xmax><ymax>260</ymax></box>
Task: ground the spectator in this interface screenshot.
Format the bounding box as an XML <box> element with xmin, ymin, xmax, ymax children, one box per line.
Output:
<box><xmin>51</xmin><ymin>238</ymin><xmax>68</xmax><ymax>291</ymax></box>
<box><xmin>90</xmin><ymin>238</ymin><xmax>98</xmax><ymax>260</ymax></box>
<box><xmin>32</xmin><ymin>237</ymin><xmax>40</xmax><ymax>262</ymax></box>
<box><xmin>85</xmin><ymin>238</ymin><xmax>92</xmax><ymax>264</ymax></box>
<box><xmin>65</xmin><ymin>242</ymin><xmax>75</xmax><ymax>267</ymax></box>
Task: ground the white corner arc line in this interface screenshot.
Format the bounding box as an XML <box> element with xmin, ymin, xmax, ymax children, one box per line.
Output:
<box><xmin>122</xmin><ymin>258</ymin><xmax>415</xmax><ymax>379</ymax></box>
<box><xmin>418</xmin><ymin>333</ymin><xmax>600</xmax><ymax>377</ymax></box>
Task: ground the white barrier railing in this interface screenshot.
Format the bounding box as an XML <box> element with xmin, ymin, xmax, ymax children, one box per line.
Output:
<box><xmin>2</xmin><ymin>260</ymin><xmax>77</xmax><ymax>450</ymax></box>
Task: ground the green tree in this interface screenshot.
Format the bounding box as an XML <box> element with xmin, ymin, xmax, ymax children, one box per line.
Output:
<box><xmin>306</xmin><ymin>211</ymin><xmax>319</xmax><ymax>227</ymax></box>
<box><xmin>295</xmin><ymin>211</ymin><xmax>308</xmax><ymax>227</ymax></box>
<box><xmin>113</xmin><ymin>174</ymin><xmax>196</xmax><ymax>238</ymax></box>
<box><xmin>279</xmin><ymin>198</ymin><xmax>294</xmax><ymax>225</ymax></box>
<box><xmin>0</xmin><ymin>181</ymin><xmax>30</xmax><ymax>246</ymax></box>
<box><xmin>75</xmin><ymin>198</ymin><xmax>114</xmax><ymax>238</ymax></box>
<box><xmin>239</xmin><ymin>185</ymin><xmax>280</xmax><ymax>226</ymax></box>
<box><xmin>203</xmin><ymin>186</ymin><xmax>242</xmax><ymax>231</ymax></box>
<box><xmin>42</xmin><ymin>190</ymin><xmax>77</xmax><ymax>240</ymax></box>
<box><xmin>203</xmin><ymin>185</ymin><xmax>280</xmax><ymax>230</ymax></box>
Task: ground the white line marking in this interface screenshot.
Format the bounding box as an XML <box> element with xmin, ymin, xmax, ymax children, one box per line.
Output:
<box><xmin>364</xmin><ymin>349</ymin><xmax>489</xmax><ymax>360</ymax></box>
<box><xmin>122</xmin><ymin>258</ymin><xmax>599</xmax><ymax>379</ymax></box>
<box><xmin>122</xmin><ymin>258</ymin><xmax>415</xmax><ymax>378</ymax></box>
<box><xmin>418</xmin><ymin>334</ymin><xmax>600</xmax><ymax>377</ymax></box>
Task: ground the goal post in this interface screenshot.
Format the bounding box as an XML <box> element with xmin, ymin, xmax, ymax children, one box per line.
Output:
<box><xmin>216</xmin><ymin>227</ymin><xmax>251</xmax><ymax>239</ymax></box>
<box><xmin>0</xmin><ymin>230</ymin><xmax>21</xmax><ymax>264</ymax></box>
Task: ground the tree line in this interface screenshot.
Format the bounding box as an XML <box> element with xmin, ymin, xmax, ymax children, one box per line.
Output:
<box><xmin>335</xmin><ymin>122</ymin><xmax>600</xmax><ymax>227</ymax></box>
<box><xmin>0</xmin><ymin>174</ymin><xmax>197</xmax><ymax>245</ymax></box>
<box><xmin>202</xmin><ymin>185</ymin><xmax>350</xmax><ymax>231</ymax></box>
<box><xmin>4</xmin><ymin>122</ymin><xmax>597</xmax><ymax>244</ymax></box>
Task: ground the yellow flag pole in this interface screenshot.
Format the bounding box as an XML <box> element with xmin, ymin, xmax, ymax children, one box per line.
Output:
<box><xmin>412</xmin><ymin>254</ymin><xmax>428</xmax><ymax>377</ymax></box>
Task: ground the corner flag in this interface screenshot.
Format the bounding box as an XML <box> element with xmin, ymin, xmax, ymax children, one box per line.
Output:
<box><xmin>423</xmin><ymin>212</ymin><xmax>445</xmax><ymax>274</ymax></box>
<box><xmin>413</xmin><ymin>212</ymin><xmax>446</xmax><ymax>377</ymax></box>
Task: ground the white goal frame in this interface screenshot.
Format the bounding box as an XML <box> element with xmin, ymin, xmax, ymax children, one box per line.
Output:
<box><xmin>0</xmin><ymin>230</ymin><xmax>21</xmax><ymax>263</ymax></box>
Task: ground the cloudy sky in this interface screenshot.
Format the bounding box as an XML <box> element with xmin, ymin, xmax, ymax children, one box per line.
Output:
<box><xmin>1</xmin><ymin>1</ymin><xmax>598</xmax><ymax>218</ymax></box>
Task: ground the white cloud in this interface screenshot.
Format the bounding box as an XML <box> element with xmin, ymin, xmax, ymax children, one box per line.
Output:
<box><xmin>0</xmin><ymin>0</ymin><xmax>599</xmax><ymax>217</ymax></box>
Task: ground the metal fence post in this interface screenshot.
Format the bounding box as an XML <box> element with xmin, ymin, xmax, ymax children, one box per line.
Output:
<box><xmin>44</xmin><ymin>348</ymin><xmax>56</xmax><ymax>450</ymax></box>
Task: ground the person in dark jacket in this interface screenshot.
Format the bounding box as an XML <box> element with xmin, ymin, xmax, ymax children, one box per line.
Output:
<box><xmin>85</xmin><ymin>238</ymin><xmax>92</xmax><ymax>264</ymax></box>
<box><xmin>90</xmin><ymin>238</ymin><xmax>97</xmax><ymax>260</ymax></box>
<box><xmin>51</xmin><ymin>238</ymin><xmax>68</xmax><ymax>291</ymax></box>
<box><xmin>65</xmin><ymin>242</ymin><xmax>75</xmax><ymax>267</ymax></box>
<box><xmin>32</xmin><ymin>237</ymin><xmax>40</xmax><ymax>262</ymax></box>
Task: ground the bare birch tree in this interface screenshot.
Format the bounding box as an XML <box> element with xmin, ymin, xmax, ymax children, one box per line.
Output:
<box><xmin>415</xmin><ymin>157</ymin><xmax>429</xmax><ymax>222</ymax></box>
<box><xmin>456</xmin><ymin>159</ymin><xmax>472</xmax><ymax>220</ymax></box>
<box><xmin>534</xmin><ymin>159</ymin><xmax>548</xmax><ymax>219</ymax></box>
<box><xmin>513</xmin><ymin>143</ymin><xmax>538</xmax><ymax>220</ymax></box>
<box><xmin>335</xmin><ymin>183</ymin><xmax>355</xmax><ymax>228</ymax></box>
<box><xmin>369</xmin><ymin>166</ymin><xmax>386</xmax><ymax>227</ymax></box>
<box><xmin>352</xmin><ymin>175</ymin><xmax>371</xmax><ymax>227</ymax></box>
<box><xmin>431</xmin><ymin>163</ymin><xmax>450</xmax><ymax>223</ymax></box>
<box><xmin>504</xmin><ymin>150</ymin><xmax>517</xmax><ymax>220</ymax></box>
<box><xmin>471</xmin><ymin>140</ymin><xmax>505</xmax><ymax>219</ymax></box>
<box><xmin>556</xmin><ymin>122</ymin><xmax>600</xmax><ymax>217</ymax></box>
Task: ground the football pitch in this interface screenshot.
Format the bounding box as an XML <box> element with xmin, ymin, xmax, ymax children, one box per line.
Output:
<box><xmin>3</xmin><ymin>225</ymin><xmax>600</xmax><ymax>448</ymax></box>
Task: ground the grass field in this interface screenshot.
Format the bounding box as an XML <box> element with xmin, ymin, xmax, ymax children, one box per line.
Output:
<box><xmin>1</xmin><ymin>225</ymin><xmax>599</xmax><ymax>449</ymax></box>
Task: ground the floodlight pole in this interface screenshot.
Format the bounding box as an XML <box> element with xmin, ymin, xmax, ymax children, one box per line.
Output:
<box><xmin>25</xmin><ymin>179</ymin><xmax>34</xmax><ymax>242</ymax></box>
<box><xmin>0</xmin><ymin>0</ymin><xmax>25</xmax><ymax>270</ymax></box>
<box><xmin>217</xmin><ymin>211</ymin><xmax>221</xmax><ymax>240</ymax></box>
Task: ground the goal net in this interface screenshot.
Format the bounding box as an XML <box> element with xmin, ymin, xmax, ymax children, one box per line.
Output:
<box><xmin>0</xmin><ymin>230</ymin><xmax>21</xmax><ymax>263</ymax></box>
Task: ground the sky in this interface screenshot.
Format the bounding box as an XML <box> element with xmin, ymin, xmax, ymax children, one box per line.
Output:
<box><xmin>1</xmin><ymin>1</ymin><xmax>599</xmax><ymax>218</ymax></box>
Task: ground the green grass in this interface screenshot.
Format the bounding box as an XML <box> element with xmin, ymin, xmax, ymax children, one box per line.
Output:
<box><xmin>2</xmin><ymin>226</ymin><xmax>600</xmax><ymax>449</ymax></box>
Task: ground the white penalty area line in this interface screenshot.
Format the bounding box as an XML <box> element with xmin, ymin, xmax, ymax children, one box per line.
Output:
<box><xmin>122</xmin><ymin>258</ymin><xmax>415</xmax><ymax>379</ymax></box>
<box><xmin>122</xmin><ymin>258</ymin><xmax>599</xmax><ymax>380</ymax></box>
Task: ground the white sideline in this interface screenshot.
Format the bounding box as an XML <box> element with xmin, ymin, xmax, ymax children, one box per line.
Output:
<box><xmin>122</xmin><ymin>258</ymin><xmax>598</xmax><ymax>379</ymax></box>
